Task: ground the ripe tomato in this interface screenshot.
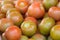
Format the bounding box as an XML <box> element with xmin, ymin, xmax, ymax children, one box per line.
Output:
<box><xmin>24</xmin><ymin>17</ymin><xmax>37</xmax><ymax>24</ymax></box>
<box><xmin>48</xmin><ymin>7</ymin><xmax>60</xmax><ymax>21</ymax></box>
<box><xmin>15</xmin><ymin>0</ymin><xmax>29</xmax><ymax>14</ymax></box>
<box><xmin>0</xmin><ymin>18</ymin><xmax>13</xmax><ymax>32</ymax></box>
<box><xmin>4</xmin><ymin>26</ymin><xmax>22</xmax><ymax>40</ymax></box>
<box><xmin>27</xmin><ymin>1</ymin><xmax>45</xmax><ymax>19</ymax></box>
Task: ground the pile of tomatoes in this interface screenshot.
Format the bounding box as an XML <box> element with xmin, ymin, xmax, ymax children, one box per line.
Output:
<box><xmin>0</xmin><ymin>0</ymin><xmax>60</xmax><ymax>40</ymax></box>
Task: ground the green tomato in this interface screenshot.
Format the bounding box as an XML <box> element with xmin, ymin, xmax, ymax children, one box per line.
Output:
<box><xmin>38</xmin><ymin>17</ymin><xmax>55</xmax><ymax>36</ymax></box>
<box><xmin>21</xmin><ymin>21</ymin><xmax>37</xmax><ymax>37</ymax></box>
<box><xmin>50</xmin><ymin>25</ymin><xmax>60</xmax><ymax>40</ymax></box>
<box><xmin>32</xmin><ymin>34</ymin><xmax>46</xmax><ymax>40</ymax></box>
<box><xmin>6</xmin><ymin>8</ymin><xmax>23</xmax><ymax>26</ymax></box>
<box><xmin>43</xmin><ymin>0</ymin><xmax>58</xmax><ymax>10</ymax></box>
<box><xmin>20</xmin><ymin>35</ymin><xmax>28</xmax><ymax>40</ymax></box>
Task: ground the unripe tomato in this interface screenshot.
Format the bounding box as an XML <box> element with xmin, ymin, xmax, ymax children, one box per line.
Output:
<box><xmin>50</xmin><ymin>25</ymin><xmax>60</xmax><ymax>40</ymax></box>
<box><xmin>6</xmin><ymin>8</ymin><xmax>23</xmax><ymax>26</ymax></box>
<box><xmin>32</xmin><ymin>34</ymin><xmax>46</xmax><ymax>40</ymax></box>
<box><xmin>0</xmin><ymin>18</ymin><xmax>13</xmax><ymax>32</ymax></box>
<box><xmin>21</xmin><ymin>21</ymin><xmax>37</xmax><ymax>37</ymax></box>
<box><xmin>24</xmin><ymin>17</ymin><xmax>37</xmax><ymax>24</ymax></box>
<box><xmin>43</xmin><ymin>0</ymin><xmax>58</xmax><ymax>10</ymax></box>
<box><xmin>15</xmin><ymin>0</ymin><xmax>29</xmax><ymax>14</ymax></box>
<box><xmin>48</xmin><ymin>7</ymin><xmax>60</xmax><ymax>21</ymax></box>
<box><xmin>4</xmin><ymin>26</ymin><xmax>22</xmax><ymax>40</ymax></box>
<box><xmin>27</xmin><ymin>1</ymin><xmax>45</xmax><ymax>19</ymax></box>
<box><xmin>38</xmin><ymin>17</ymin><xmax>55</xmax><ymax>36</ymax></box>
<box><xmin>20</xmin><ymin>35</ymin><xmax>28</xmax><ymax>40</ymax></box>
<box><xmin>1</xmin><ymin>4</ymin><xmax>14</xmax><ymax>14</ymax></box>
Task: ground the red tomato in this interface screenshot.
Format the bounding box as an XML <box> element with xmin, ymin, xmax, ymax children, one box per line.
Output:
<box><xmin>27</xmin><ymin>1</ymin><xmax>45</xmax><ymax>19</ymax></box>
<box><xmin>48</xmin><ymin>7</ymin><xmax>60</xmax><ymax>21</ymax></box>
<box><xmin>15</xmin><ymin>0</ymin><xmax>29</xmax><ymax>14</ymax></box>
<box><xmin>4</xmin><ymin>26</ymin><xmax>22</xmax><ymax>40</ymax></box>
<box><xmin>24</xmin><ymin>17</ymin><xmax>37</xmax><ymax>24</ymax></box>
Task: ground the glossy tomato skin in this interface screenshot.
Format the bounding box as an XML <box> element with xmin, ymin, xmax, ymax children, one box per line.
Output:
<box><xmin>6</xmin><ymin>8</ymin><xmax>23</xmax><ymax>26</ymax></box>
<box><xmin>21</xmin><ymin>21</ymin><xmax>37</xmax><ymax>37</ymax></box>
<box><xmin>38</xmin><ymin>17</ymin><xmax>55</xmax><ymax>36</ymax></box>
<box><xmin>50</xmin><ymin>25</ymin><xmax>60</xmax><ymax>40</ymax></box>
<box><xmin>15</xmin><ymin>0</ymin><xmax>29</xmax><ymax>14</ymax></box>
<box><xmin>24</xmin><ymin>17</ymin><xmax>37</xmax><ymax>24</ymax></box>
<box><xmin>48</xmin><ymin>7</ymin><xmax>60</xmax><ymax>21</ymax></box>
<box><xmin>0</xmin><ymin>18</ymin><xmax>13</xmax><ymax>32</ymax></box>
<box><xmin>32</xmin><ymin>34</ymin><xmax>46</xmax><ymax>40</ymax></box>
<box><xmin>43</xmin><ymin>0</ymin><xmax>58</xmax><ymax>10</ymax></box>
<box><xmin>1</xmin><ymin>4</ymin><xmax>14</xmax><ymax>14</ymax></box>
<box><xmin>4</xmin><ymin>26</ymin><xmax>22</xmax><ymax>40</ymax></box>
<box><xmin>20</xmin><ymin>35</ymin><xmax>28</xmax><ymax>40</ymax></box>
<box><xmin>27</xmin><ymin>1</ymin><xmax>45</xmax><ymax>19</ymax></box>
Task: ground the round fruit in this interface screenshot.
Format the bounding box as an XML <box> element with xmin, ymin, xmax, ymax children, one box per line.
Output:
<box><xmin>32</xmin><ymin>34</ymin><xmax>46</xmax><ymax>40</ymax></box>
<box><xmin>4</xmin><ymin>26</ymin><xmax>22</xmax><ymax>40</ymax></box>
<box><xmin>38</xmin><ymin>17</ymin><xmax>55</xmax><ymax>36</ymax></box>
<box><xmin>15</xmin><ymin>0</ymin><xmax>29</xmax><ymax>14</ymax></box>
<box><xmin>20</xmin><ymin>35</ymin><xmax>28</xmax><ymax>40</ymax></box>
<box><xmin>48</xmin><ymin>36</ymin><xmax>53</xmax><ymax>40</ymax></box>
<box><xmin>2</xmin><ymin>33</ymin><xmax>7</xmax><ymax>40</ymax></box>
<box><xmin>21</xmin><ymin>21</ymin><xmax>37</xmax><ymax>37</ymax></box>
<box><xmin>6</xmin><ymin>8</ymin><xmax>23</xmax><ymax>26</ymax></box>
<box><xmin>1</xmin><ymin>0</ymin><xmax>14</xmax><ymax>6</ymax></box>
<box><xmin>50</xmin><ymin>25</ymin><xmax>60</xmax><ymax>40</ymax></box>
<box><xmin>43</xmin><ymin>0</ymin><xmax>58</xmax><ymax>10</ymax></box>
<box><xmin>27</xmin><ymin>1</ymin><xmax>45</xmax><ymax>18</ymax></box>
<box><xmin>48</xmin><ymin>7</ymin><xmax>60</xmax><ymax>21</ymax></box>
<box><xmin>24</xmin><ymin>17</ymin><xmax>37</xmax><ymax>24</ymax></box>
<box><xmin>0</xmin><ymin>18</ymin><xmax>13</xmax><ymax>32</ymax></box>
<box><xmin>1</xmin><ymin>4</ymin><xmax>14</xmax><ymax>13</ymax></box>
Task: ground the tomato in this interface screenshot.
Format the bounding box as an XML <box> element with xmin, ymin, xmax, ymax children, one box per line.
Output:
<box><xmin>57</xmin><ymin>2</ymin><xmax>60</xmax><ymax>8</ymax></box>
<box><xmin>27</xmin><ymin>1</ymin><xmax>45</xmax><ymax>19</ymax></box>
<box><xmin>4</xmin><ymin>26</ymin><xmax>22</xmax><ymax>40</ymax></box>
<box><xmin>48</xmin><ymin>7</ymin><xmax>60</xmax><ymax>21</ymax></box>
<box><xmin>28</xmin><ymin>38</ymin><xmax>34</xmax><ymax>40</ymax></box>
<box><xmin>0</xmin><ymin>18</ymin><xmax>13</xmax><ymax>32</ymax></box>
<box><xmin>21</xmin><ymin>21</ymin><xmax>37</xmax><ymax>37</ymax></box>
<box><xmin>6</xmin><ymin>8</ymin><xmax>23</xmax><ymax>26</ymax></box>
<box><xmin>43</xmin><ymin>0</ymin><xmax>58</xmax><ymax>10</ymax></box>
<box><xmin>1</xmin><ymin>4</ymin><xmax>14</xmax><ymax>14</ymax></box>
<box><xmin>32</xmin><ymin>34</ymin><xmax>46</xmax><ymax>40</ymax></box>
<box><xmin>50</xmin><ymin>25</ymin><xmax>60</xmax><ymax>40</ymax></box>
<box><xmin>1</xmin><ymin>0</ymin><xmax>14</xmax><ymax>6</ymax></box>
<box><xmin>56</xmin><ymin>21</ymin><xmax>60</xmax><ymax>25</ymax></box>
<box><xmin>2</xmin><ymin>33</ymin><xmax>7</xmax><ymax>40</ymax></box>
<box><xmin>38</xmin><ymin>17</ymin><xmax>55</xmax><ymax>36</ymax></box>
<box><xmin>24</xmin><ymin>17</ymin><xmax>37</xmax><ymax>24</ymax></box>
<box><xmin>15</xmin><ymin>0</ymin><xmax>29</xmax><ymax>14</ymax></box>
<box><xmin>20</xmin><ymin>35</ymin><xmax>28</xmax><ymax>40</ymax></box>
